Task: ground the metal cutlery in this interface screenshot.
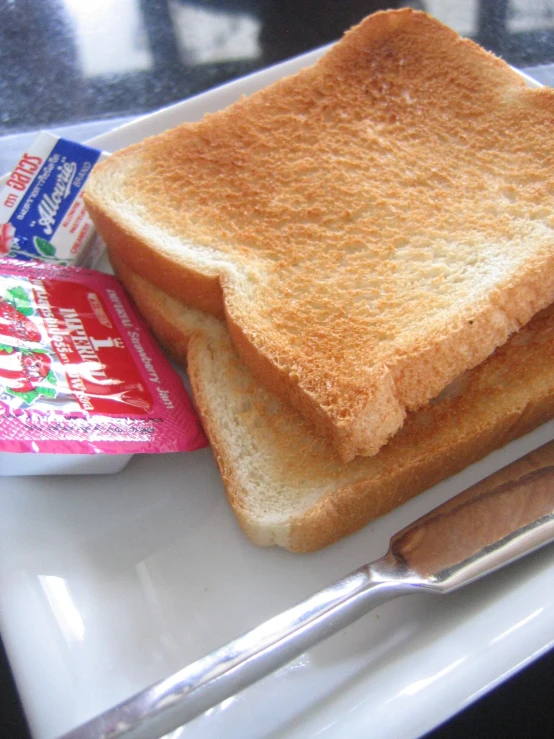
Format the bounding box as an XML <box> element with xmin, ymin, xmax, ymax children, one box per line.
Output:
<box><xmin>62</xmin><ymin>439</ymin><xmax>554</xmax><ymax>739</ymax></box>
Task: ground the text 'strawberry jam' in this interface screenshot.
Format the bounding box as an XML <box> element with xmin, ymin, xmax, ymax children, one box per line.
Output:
<box><xmin>0</xmin><ymin>132</ymin><xmax>106</xmax><ymax>267</ymax></box>
<box><xmin>0</xmin><ymin>258</ymin><xmax>208</xmax><ymax>461</ymax></box>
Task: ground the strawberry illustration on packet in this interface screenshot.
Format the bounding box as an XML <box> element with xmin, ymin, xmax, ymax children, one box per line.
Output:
<box><xmin>0</xmin><ymin>344</ymin><xmax>56</xmax><ymax>404</ymax></box>
<box><xmin>0</xmin><ymin>282</ymin><xmax>57</xmax><ymax>404</ymax></box>
<box><xmin>0</xmin><ymin>285</ymin><xmax>42</xmax><ymax>344</ymax></box>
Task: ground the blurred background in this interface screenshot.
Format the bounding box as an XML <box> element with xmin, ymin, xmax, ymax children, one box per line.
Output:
<box><xmin>1</xmin><ymin>0</ymin><xmax>554</xmax><ymax>137</ymax></box>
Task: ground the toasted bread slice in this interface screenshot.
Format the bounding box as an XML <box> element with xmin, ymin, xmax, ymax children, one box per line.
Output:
<box><xmin>85</xmin><ymin>9</ymin><xmax>554</xmax><ymax>461</ymax></box>
<box><xmin>112</xmin><ymin>256</ymin><xmax>554</xmax><ymax>552</ymax></box>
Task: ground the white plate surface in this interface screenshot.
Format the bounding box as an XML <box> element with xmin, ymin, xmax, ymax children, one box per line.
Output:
<box><xmin>1</xmin><ymin>48</ymin><xmax>553</xmax><ymax>739</ymax></box>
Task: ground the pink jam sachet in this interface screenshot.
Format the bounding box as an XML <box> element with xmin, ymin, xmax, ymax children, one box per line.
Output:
<box><xmin>0</xmin><ymin>257</ymin><xmax>208</xmax><ymax>455</ymax></box>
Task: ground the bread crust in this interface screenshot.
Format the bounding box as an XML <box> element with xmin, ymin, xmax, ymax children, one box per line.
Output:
<box><xmin>86</xmin><ymin>8</ymin><xmax>554</xmax><ymax>462</ymax></box>
<box><xmin>114</xmin><ymin>255</ymin><xmax>554</xmax><ymax>552</ymax></box>
<box><xmin>286</xmin><ymin>394</ymin><xmax>554</xmax><ymax>552</ymax></box>
<box><xmin>87</xmin><ymin>203</ymin><xmax>226</xmax><ymax>318</ymax></box>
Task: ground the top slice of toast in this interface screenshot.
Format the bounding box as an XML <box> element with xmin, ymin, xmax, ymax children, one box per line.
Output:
<box><xmin>85</xmin><ymin>9</ymin><xmax>554</xmax><ymax>461</ymax></box>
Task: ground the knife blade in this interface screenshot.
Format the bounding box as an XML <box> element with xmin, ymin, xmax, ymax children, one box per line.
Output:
<box><xmin>61</xmin><ymin>439</ymin><xmax>554</xmax><ymax>739</ymax></box>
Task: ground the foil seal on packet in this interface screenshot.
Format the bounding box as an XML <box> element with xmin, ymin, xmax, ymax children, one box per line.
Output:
<box><xmin>0</xmin><ymin>132</ymin><xmax>106</xmax><ymax>267</ymax></box>
<box><xmin>0</xmin><ymin>258</ymin><xmax>208</xmax><ymax>473</ymax></box>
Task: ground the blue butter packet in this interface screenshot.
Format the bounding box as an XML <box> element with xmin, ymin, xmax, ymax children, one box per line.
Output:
<box><xmin>0</xmin><ymin>132</ymin><xmax>106</xmax><ymax>266</ymax></box>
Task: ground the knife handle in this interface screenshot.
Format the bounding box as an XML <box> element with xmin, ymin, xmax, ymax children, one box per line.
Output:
<box><xmin>390</xmin><ymin>440</ymin><xmax>554</xmax><ymax>590</ymax></box>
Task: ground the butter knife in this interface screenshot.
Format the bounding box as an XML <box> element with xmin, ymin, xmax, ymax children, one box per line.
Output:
<box><xmin>61</xmin><ymin>439</ymin><xmax>554</xmax><ymax>739</ymax></box>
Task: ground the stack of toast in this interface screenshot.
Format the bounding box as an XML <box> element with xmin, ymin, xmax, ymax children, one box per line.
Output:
<box><xmin>84</xmin><ymin>9</ymin><xmax>554</xmax><ymax>551</ymax></box>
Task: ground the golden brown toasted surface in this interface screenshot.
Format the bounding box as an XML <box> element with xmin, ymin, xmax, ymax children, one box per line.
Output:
<box><xmin>114</xmin><ymin>253</ymin><xmax>554</xmax><ymax>552</ymax></box>
<box><xmin>86</xmin><ymin>9</ymin><xmax>554</xmax><ymax>461</ymax></box>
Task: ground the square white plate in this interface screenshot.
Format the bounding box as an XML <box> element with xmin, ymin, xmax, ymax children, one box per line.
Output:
<box><xmin>0</xmin><ymin>47</ymin><xmax>553</xmax><ymax>739</ymax></box>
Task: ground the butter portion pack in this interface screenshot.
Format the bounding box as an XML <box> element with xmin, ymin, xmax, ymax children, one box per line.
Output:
<box><xmin>0</xmin><ymin>132</ymin><xmax>106</xmax><ymax>267</ymax></box>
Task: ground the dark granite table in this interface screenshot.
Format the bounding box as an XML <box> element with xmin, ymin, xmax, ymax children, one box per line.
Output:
<box><xmin>1</xmin><ymin>2</ymin><xmax>553</xmax><ymax>737</ymax></box>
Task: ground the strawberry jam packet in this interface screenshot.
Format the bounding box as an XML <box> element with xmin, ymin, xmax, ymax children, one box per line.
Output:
<box><xmin>0</xmin><ymin>258</ymin><xmax>208</xmax><ymax>473</ymax></box>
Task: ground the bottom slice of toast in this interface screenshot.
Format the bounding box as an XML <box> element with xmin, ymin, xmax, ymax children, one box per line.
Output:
<box><xmin>114</xmin><ymin>258</ymin><xmax>554</xmax><ymax>552</ymax></box>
